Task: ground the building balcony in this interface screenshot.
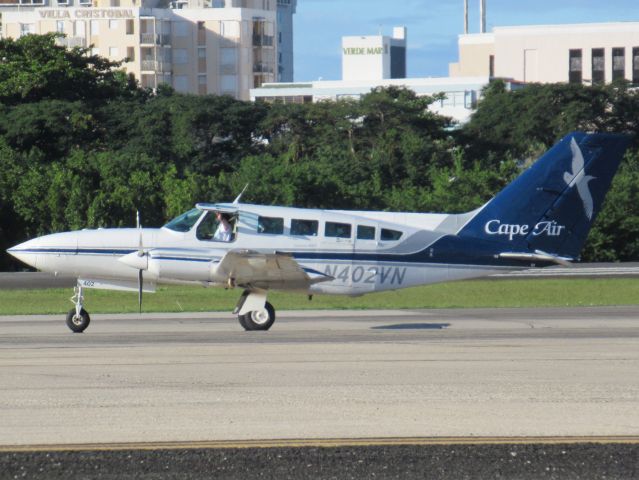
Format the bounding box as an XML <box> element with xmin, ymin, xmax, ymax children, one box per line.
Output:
<box><xmin>141</xmin><ymin>60</ymin><xmax>171</xmax><ymax>72</ymax></box>
<box><xmin>253</xmin><ymin>62</ymin><xmax>274</xmax><ymax>74</ymax></box>
<box><xmin>55</xmin><ymin>36</ymin><xmax>87</xmax><ymax>48</ymax></box>
<box><xmin>252</xmin><ymin>34</ymin><xmax>273</xmax><ymax>47</ymax></box>
<box><xmin>140</xmin><ymin>33</ymin><xmax>171</xmax><ymax>46</ymax></box>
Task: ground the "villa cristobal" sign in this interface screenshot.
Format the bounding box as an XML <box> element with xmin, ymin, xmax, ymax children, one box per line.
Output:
<box><xmin>38</xmin><ymin>9</ymin><xmax>135</xmax><ymax>19</ymax></box>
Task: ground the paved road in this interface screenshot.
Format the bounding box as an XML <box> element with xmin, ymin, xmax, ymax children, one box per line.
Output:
<box><xmin>1</xmin><ymin>307</ymin><xmax>638</xmax><ymax>447</ymax></box>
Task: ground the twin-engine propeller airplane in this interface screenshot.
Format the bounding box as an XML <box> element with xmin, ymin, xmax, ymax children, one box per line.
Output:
<box><xmin>7</xmin><ymin>132</ymin><xmax>631</xmax><ymax>333</ymax></box>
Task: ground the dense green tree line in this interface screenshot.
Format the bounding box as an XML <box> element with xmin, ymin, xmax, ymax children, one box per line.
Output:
<box><xmin>1</xmin><ymin>33</ymin><xmax>638</xmax><ymax>270</ymax></box>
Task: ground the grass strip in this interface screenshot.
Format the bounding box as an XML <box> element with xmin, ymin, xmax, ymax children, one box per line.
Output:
<box><xmin>0</xmin><ymin>278</ymin><xmax>637</xmax><ymax>315</ymax></box>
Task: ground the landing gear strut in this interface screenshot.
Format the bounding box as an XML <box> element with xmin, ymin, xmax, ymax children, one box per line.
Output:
<box><xmin>66</xmin><ymin>285</ymin><xmax>90</xmax><ymax>333</ymax></box>
<box><xmin>234</xmin><ymin>289</ymin><xmax>275</xmax><ymax>331</ymax></box>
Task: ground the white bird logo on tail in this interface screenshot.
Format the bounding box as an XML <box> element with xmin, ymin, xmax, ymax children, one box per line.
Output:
<box><xmin>564</xmin><ymin>137</ymin><xmax>596</xmax><ymax>221</ymax></box>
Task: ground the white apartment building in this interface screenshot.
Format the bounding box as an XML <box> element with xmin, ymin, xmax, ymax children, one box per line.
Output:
<box><xmin>0</xmin><ymin>0</ymin><xmax>280</xmax><ymax>99</ymax></box>
<box><xmin>450</xmin><ymin>22</ymin><xmax>639</xmax><ymax>85</ymax></box>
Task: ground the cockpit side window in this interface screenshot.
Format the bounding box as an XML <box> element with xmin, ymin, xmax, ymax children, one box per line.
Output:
<box><xmin>197</xmin><ymin>211</ymin><xmax>236</xmax><ymax>242</ymax></box>
<box><xmin>164</xmin><ymin>208</ymin><xmax>203</xmax><ymax>232</ymax></box>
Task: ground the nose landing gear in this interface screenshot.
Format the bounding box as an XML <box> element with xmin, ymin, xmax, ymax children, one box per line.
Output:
<box><xmin>66</xmin><ymin>285</ymin><xmax>90</xmax><ymax>333</ymax></box>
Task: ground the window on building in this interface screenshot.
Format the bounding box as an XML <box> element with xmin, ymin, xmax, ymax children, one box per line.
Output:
<box><xmin>380</xmin><ymin>229</ymin><xmax>403</xmax><ymax>241</ymax></box>
<box><xmin>109</xmin><ymin>47</ymin><xmax>119</xmax><ymax>58</ymax></box>
<box><xmin>198</xmin><ymin>47</ymin><xmax>206</xmax><ymax>59</ymax></box>
<box><xmin>257</xmin><ymin>216</ymin><xmax>284</xmax><ymax>235</ymax></box>
<box><xmin>90</xmin><ymin>20</ymin><xmax>99</xmax><ymax>35</ymax></box>
<box><xmin>198</xmin><ymin>75</ymin><xmax>207</xmax><ymax>85</ymax></box>
<box><xmin>110</xmin><ymin>0</ymin><xmax>120</xmax><ymax>6</ymax></box>
<box><xmin>612</xmin><ymin>47</ymin><xmax>625</xmax><ymax>81</ymax></box>
<box><xmin>173</xmin><ymin>75</ymin><xmax>189</xmax><ymax>93</ymax></box>
<box><xmin>592</xmin><ymin>48</ymin><xmax>605</xmax><ymax>84</ymax></box>
<box><xmin>220</xmin><ymin>47</ymin><xmax>237</xmax><ymax>66</ymax></box>
<box><xmin>489</xmin><ymin>55</ymin><xmax>495</xmax><ymax>77</ymax></box>
<box><xmin>173</xmin><ymin>49</ymin><xmax>188</xmax><ymax>64</ymax></box>
<box><xmin>221</xmin><ymin>20</ymin><xmax>239</xmax><ymax>38</ymax></box>
<box><xmin>126</xmin><ymin>46</ymin><xmax>135</xmax><ymax>62</ymax></box>
<box><xmin>220</xmin><ymin>75</ymin><xmax>237</xmax><ymax>94</ymax></box>
<box><xmin>109</xmin><ymin>19</ymin><xmax>119</xmax><ymax>30</ymax></box>
<box><xmin>197</xmin><ymin>21</ymin><xmax>205</xmax><ymax>45</ymax></box>
<box><xmin>278</xmin><ymin>31</ymin><xmax>282</xmax><ymax>44</ymax></box>
<box><xmin>126</xmin><ymin>19</ymin><xmax>134</xmax><ymax>35</ymax></box>
<box><xmin>634</xmin><ymin>48</ymin><xmax>639</xmax><ymax>84</ymax></box>
<box><xmin>291</xmin><ymin>219</ymin><xmax>318</xmax><ymax>236</ymax></box>
<box><xmin>569</xmin><ymin>49</ymin><xmax>582</xmax><ymax>84</ymax></box>
<box><xmin>74</xmin><ymin>20</ymin><xmax>86</xmax><ymax>38</ymax></box>
<box><xmin>325</xmin><ymin>222</ymin><xmax>351</xmax><ymax>239</ymax></box>
<box><xmin>212</xmin><ymin>0</ymin><xmax>225</xmax><ymax>6</ymax></box>
<box><xmin>56</xmin><ymin>21</ymin><xmax>64</xmax><ymax>34</ymax></box>
<box><xmin>357</xmin><ymin>225</ymin><xmax>375</xmax><ymax>240</ymax></box>
<box><xmin>20</xmin><ymin>23</ymin><xmax>35</xmax><ymax>37</ymax></box>
<box><xmin>171</xmin><ymin>22</ymin><xmax>188</xmax><ymax>37</ymax></box>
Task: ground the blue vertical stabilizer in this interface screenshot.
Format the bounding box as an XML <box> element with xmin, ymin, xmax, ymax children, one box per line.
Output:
<box><xmin>457</xmin><ymin>132</ymin><xmax>632</xmax><ymax>259</ymax></box>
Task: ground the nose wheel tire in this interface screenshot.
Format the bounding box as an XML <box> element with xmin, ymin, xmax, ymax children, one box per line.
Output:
<box><xmin>238</xmin><ymin>302</ymin><xmax>275</xmax><ymax>331</ymax></box>
<box><xmin>66</xmin><ymin>308</ymin><xmax>90</xmax><ymax>333</ymax></box>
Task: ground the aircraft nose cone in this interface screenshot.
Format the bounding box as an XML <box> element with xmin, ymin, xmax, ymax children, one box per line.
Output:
<box><xmin>6</xmin><ymin>239</ymin><xmax>39</xmax><ymax>268</ymax></box>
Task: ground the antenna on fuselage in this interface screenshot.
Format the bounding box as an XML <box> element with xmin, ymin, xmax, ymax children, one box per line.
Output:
<box><xmin>233</xmin><ymin>183</ymin><xmax>249</xmax><ymax>205</ymax></box>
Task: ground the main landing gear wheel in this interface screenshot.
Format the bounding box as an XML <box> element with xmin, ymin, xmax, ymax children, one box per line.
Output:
<box><xmin>66</xmin><ymin>308</ymin><xmax>90</xmax><ymax>333</ymax></box>
<box><xmin>238</xmin><ymin>302</ymin><xmax>275</xmax><ymax>331</ymax></box>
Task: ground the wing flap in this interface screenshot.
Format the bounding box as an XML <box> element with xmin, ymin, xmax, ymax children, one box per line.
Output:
<box><xmin>214</xmin><ymin>250</ymin><xmax>332</xmax><ymax>288</ymax></box>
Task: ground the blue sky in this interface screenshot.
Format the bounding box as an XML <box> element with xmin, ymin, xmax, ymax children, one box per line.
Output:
<box><xmin>293</xmin><ymin>0</ymin><xmax>639</xmax><ymax>81</ymax></box>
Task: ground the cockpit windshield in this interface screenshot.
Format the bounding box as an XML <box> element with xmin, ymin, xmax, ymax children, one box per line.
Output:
<box><xmin>163</xmin><ymin>208</ymin><xmax>203</xmax><ymax>232</ymax></box>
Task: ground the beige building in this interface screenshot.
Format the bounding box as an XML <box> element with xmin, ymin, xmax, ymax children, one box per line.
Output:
<box><xmin>450</xmin><ymin>22</ymin><xmax>639</xmax><ymax>85</ymax></box>
<box><xmin>0</xmin><ymin>0</ymin><xmax>277</xmax><ymax>99</ymax></box>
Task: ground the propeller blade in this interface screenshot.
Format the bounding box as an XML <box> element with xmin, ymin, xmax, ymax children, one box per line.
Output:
<box><xmin>138</xmin><ymin>268</ymin><xmax>143</xmax><ymax>314</ymax></box>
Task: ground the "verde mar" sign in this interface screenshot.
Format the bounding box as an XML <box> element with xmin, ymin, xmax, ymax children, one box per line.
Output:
<box><xmin>343</xmin><ymin>47</ymin><xmax>384</xmax><ymax>55</ymax></box>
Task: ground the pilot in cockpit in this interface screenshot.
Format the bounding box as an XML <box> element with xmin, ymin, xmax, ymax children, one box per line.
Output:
<box><xmin>213</xmin><ymin>212</ymin><xmax>233</xmax><ymax>242</ymax></box>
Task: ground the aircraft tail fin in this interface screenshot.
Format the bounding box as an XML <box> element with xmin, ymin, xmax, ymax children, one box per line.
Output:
<box><xmin>457</xmin><ymin>132</ymin><xmax>632</xmax><ymax>259</ymax></box>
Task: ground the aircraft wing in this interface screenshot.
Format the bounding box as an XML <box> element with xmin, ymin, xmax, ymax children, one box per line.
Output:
<box><xmin>215</xmin><ymin>250</ymin><xmax>333</xmax><ymax>289</ymax></box>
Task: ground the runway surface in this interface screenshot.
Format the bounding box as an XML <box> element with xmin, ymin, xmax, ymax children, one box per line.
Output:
<box><xmin>1</xmin><ymin>306</ymin><xmax>638</xmax><ymax>448</ymax></box>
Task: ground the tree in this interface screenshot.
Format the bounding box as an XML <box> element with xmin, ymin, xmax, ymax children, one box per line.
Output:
<box><xmin>0</xmin><ymin>33</ymin><xmax>136</xmax><ymax>105</ymax></box>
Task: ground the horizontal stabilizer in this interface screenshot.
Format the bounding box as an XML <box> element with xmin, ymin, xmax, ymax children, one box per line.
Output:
<box><xmin>498</xmin><ymin>251</ymin><xmax>574</xmax><ymax>267</ymax></box>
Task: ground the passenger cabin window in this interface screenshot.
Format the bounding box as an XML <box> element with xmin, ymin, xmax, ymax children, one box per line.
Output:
<box><xmin>291</xmin><ymin>219</ymin><xmax>318</xmax><ymax>236</ymax></box>
<box><xmin>164</xmin><ymin>208</ymin><xmax>202</xmax><ymax>232</ymax></box>
<box><xmin>357</xmin><ymin>225</ymin><xmax>376</xmax><ymax>240</ymax></box>
<box><xmin>258</xmin><ymin>216</ymin><xmax>284</xmax><ymax>234</ymax></box>
<box><xmin>196</xmin><ymin>211</ymin><xmax>235</xmax><ymax>242</ymax></box>
<box><xmin>325</xmin><ymin>222</ymin><xmax>351</xmax><ymax>239</ymax></box>
<box><xmin>381</xmin><ymin>228</ymin><xmax>403</xmax><ymax>241</ymax></box>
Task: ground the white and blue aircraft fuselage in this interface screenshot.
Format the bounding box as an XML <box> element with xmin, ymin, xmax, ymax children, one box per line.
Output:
<box><xmin>7</xmin><ymin>132</ymin><xmax>632</xmax><ymax>332</ymax></box>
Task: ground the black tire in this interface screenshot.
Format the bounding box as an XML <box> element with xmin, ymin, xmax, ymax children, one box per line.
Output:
<box><xmin>238</xmin><ymin>313</ymin><xmax>253</xmax><ymax>331</ymax></box>
<box><xmin>66</xmin><ymin>308</ymin><xmax>90</xmax><ymax>333</ymax></box>
<box><xmin>239</xmin><ymin>302</ymin><xmax>275</xmax><ymax>331</ymax></box>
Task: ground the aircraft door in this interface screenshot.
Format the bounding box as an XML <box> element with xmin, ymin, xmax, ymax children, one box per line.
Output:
<box><xmin>352</xmin><ymin>224</ymin><xmax>379</xmax><ymax>294</ymax></box>
<box><xmin>319</xmin><ymin>219</ymin><xmax>354</xmax><ymax>290</ymax></box>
